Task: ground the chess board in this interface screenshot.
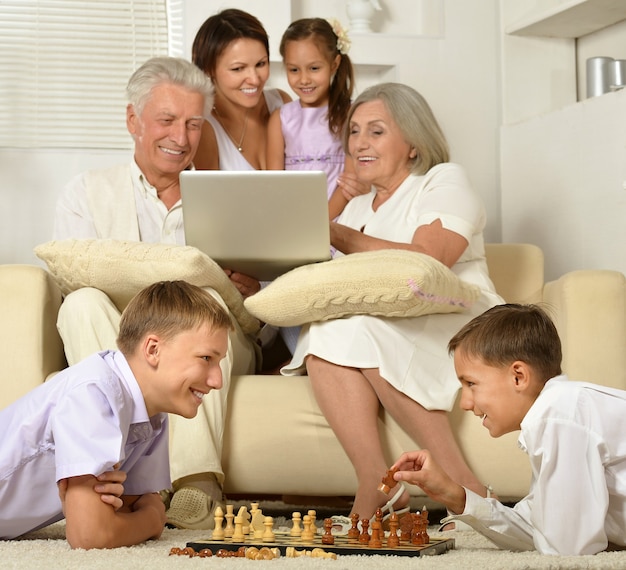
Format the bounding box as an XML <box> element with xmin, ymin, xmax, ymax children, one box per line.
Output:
<box><xmin>187</xmin><ymin>531</ymin><xmax>455</xmax><ymax>558</ymax></box>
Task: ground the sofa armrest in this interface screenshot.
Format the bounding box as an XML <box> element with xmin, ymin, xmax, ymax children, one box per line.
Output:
<box><xmin>543</xmin><ymin>269</ymin><xmax>626</xmax><ymax>390</ymax></box>
<box><xmin>0</xmin><ymin>265</ymin><xmax>66</xmax><ymax>409</ymax></box>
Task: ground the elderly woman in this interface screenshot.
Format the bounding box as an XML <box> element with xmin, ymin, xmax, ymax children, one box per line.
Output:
<box><xmin>282</xmin><ymin>83</ymin><xmax>503</xmax><ymax>519</ymax></box>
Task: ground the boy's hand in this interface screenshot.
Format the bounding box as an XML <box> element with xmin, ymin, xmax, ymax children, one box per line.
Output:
<box><xmin>58</xmin><ymin>464</ymin><xmax>127</xmax><ymax>513</ymax></box>
<box><xmin>93</xmin><ymin>466</ymin><xmax>127</xmax><ymax>510</ymax></box>
<box><xmin>132</xmin><ymin>493</ymin><xmax>167</xmax><ymax>539</ymax></box>
<box><xmin>391</xmin><ymin>450</ymin><xmax>467</xmax><ymax>514</ymax></box>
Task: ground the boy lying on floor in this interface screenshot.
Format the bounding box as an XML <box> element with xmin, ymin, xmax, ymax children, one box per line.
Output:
<box><xmin>0</xmin><ymin>281</ymin><xmax>231</xmax><ymax>549</ymax></box>
<box><xmin>391</xmin><ymin>303</ymin><xmax>626</xmax><ymax>555</ymax></box>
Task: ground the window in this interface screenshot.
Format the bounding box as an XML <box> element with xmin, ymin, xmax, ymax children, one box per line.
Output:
<box><xmin>0</xmin><ymin>0</ymin><xmax>183</xmax><ymax>149</ymax></box>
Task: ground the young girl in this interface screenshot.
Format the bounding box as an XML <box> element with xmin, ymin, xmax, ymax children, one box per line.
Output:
<box><xmin>267</xmin><ymin>18</ymin><xmax>359</xmax><ymax>220</ymax></box>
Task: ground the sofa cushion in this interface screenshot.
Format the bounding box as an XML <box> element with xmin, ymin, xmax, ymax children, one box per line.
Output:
<box><xmin>34</xmin><ymin>239</ymin><xmax>260</xmax><ymax>335</ymax></box>
<box><xmin>243</xmin><ymin>249</ymin><xmax>480</xmax><ymax>326</ymax></box>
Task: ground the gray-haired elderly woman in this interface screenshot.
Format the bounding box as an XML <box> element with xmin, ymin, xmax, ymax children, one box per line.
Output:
<box><xmin>282</xmin><ymin>82</ymin><xmax>503</xmax><ymax>521</ymax></box>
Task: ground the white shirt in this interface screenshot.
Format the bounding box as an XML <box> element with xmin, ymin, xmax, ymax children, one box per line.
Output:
<box><xmin>0</xmin><ymin>351</ymin><xmax>170</xmax><ymax>539</ymax></box>
<box><xmin>444</xmin><ymin>375</ymin><xmax>626</xmax><ymax>555</ymax></box>
<box><xmin>53</xmin><ymin>161</ymin><xmax>184</xmax><ymax>245</ymax></box>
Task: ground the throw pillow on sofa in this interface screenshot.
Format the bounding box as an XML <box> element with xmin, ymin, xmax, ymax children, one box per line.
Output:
<box><xmin>243</xmin><ymin>249</ymin><xmax>480</xmax><ymax>327</ymax></box>
<box><xmin>34</xmin><ymin>239</ymin><xmax>260</xmax><ymax>335</ymax></box>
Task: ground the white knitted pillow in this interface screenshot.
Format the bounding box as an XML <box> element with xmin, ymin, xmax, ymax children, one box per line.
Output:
<box><xmin>34</xmin><ymin>239</ymin><xmax>259</xmax><ymax>335</ymax></box>
<box><xmin>244</xmin><ymin>249</ymin><xmax>480</xmax><ymax>326</ymax></box>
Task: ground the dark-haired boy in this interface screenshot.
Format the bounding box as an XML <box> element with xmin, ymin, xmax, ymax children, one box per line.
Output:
<box><xmin>391</xmin><ymin>303</ymin><xmax>626</xmax><ymax>555</ymax></box>
<box><xmin>0</xmin><ymin>281</ymin><xmax>231</xmax><ymax>549</ymax></box>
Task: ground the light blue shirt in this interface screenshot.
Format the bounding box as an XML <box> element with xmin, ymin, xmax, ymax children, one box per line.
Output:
<box><xmin>0</xmin><ymin>351</ymin><xmax>170</xmax><ymax>539</ymax></box>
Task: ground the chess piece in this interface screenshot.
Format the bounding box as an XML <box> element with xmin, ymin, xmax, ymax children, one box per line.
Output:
<box><xmin>232</xmin><ymin>514</ymin><xmax>245</xmax><ymax>542</ymax></box>
<box><xmin>386</xmin><ymin>512</ymin><xmax>400</xmax><ymax>548</ymax></box>
<box><xmin>251</xmin><ymin>510</ymin><xmax>265</xmax><ymax>539</ymax></box>
<box><xmin>238</xmin><ymin>506</ymin><xmax>251</xmax><ymax>535</ymax></box>
<box><xmin>358</xmin><ymin>518</ymin><xmax>370</xmax><ymax>544</ymax></box>
<box><xmin>262</xmin><ymin>516</ymin><xmax>275</xmax><ymax>542</ymax></box>
<box><xmin>369</xmin><ymin>519</ymin><xmax>383</xmax><ymax>548</ymax></box>
<box><xmin>290</xmin><ymin>512</ymin><xmax>303</xmax><ymax>537</ymax></box>
<box><xmin>301</xmin><ymin>514</ymin><xmax>315</xmax><ymax>542</ymax></box>
<box><xmin>347</xmin><ymin>513</ymin><xmax>360</xmax><ymax>541</ymax></box>
<box><xmin>378</xmin><ymin>466</ymin><xmax>398</xmax><ymax>494</ymax></box>
<box><xmin>411</xmin><ymin>513</ymin><xmax>424</xmax><ymax>545</ymax></box>
<box><xmin>212</xmin><ymin>505</ymin><xmax>225</xmax><ymax>540</ymax></box>
<box><xmin>322</xmin><ymin>518</ymin><xmax>335</xmax><ymax>545</ymax></box>
<box><xmin>399</xmin><ymin>511</ymin><xmax>413</xmax><ymax>543</ymax></box>
<box><xmin>224</xmin><ymin>504</ymin><xmax>235</xmax><ymax>538</ymax></box>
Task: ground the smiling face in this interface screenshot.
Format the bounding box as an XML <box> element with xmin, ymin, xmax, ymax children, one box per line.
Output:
<box><xmin>143</xmin><ymin>323</ymin><xmax>228</xmax><ymax>419</ymax></box>
<box><xmin>212</xmin><ymin>38</ymin><xmax>270</xmax><ymax>109</ymax></box>
<box><xmin>347</xmin><ymin>99</ymin><xmax>416</xmax><ymax>193</ymax></box>
<box><xmin>126</xmin><ymin>82</ymin><xmax>205</xmax><ymax>183</ymax></box>
<box><xmin>454</xmin><ymin>350</ymin><xmax>531</xmax><ymax>438</ymax></box>
<box><xmin>282</xmin><ymin>37</ymin><xmax>339</xmax><ymax>108</ymax></box>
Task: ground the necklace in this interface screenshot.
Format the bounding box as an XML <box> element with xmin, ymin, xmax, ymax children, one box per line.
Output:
<box><xmin>212</xmin><ymin>105</ymin><xmax>249</xmax><ymax>152</ymax></box>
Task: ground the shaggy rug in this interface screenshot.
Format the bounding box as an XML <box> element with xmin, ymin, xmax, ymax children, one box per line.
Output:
<box><xmin>4</xmin><ymin>520</ymin><xmax>626</xmax><ymax>569</ymax></box>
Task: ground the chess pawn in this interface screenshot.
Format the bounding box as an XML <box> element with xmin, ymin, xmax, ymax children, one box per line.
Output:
<box><xmin>290</xmin><ymin>512</ymin><xmax>303</xmax><ymax>537</ymax></box>
<box><xmin>301</xmin><ymin>514</ymin><xmax>315</xmax><ymax>542</ymax></box>
<box><xmin>262</xmin><ymin>516</ymin><xmax>275</xmax><ymax>542</ymax></box>
<box><xmin>224</xmin><ymin>504</ymin><xmax>235</xmax><ymax>538</ymax></box>
<box><xmin>358</xmin><ymin>518</ymin><xmax>370</xmax><ymax>544</ymax></box>
<box><xmin>321</xmin><ymin>518</ymin><xmax>335</xmax><ymax>545</ymax></box>
<box><xmin>212</xmin><ymin>505</ymin><xmax>225</xmax><ymax>540</ymax></box>
<box><xmin>347</xmin><ymin>512</ymin><xmax>360</xmax><ymax>541</ymax></box>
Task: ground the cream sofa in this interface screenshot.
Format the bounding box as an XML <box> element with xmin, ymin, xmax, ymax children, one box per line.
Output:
<box><xmin>2</xmin><ymin>244</ymin><xmax>625</xmax><ymax>506</ymax></box>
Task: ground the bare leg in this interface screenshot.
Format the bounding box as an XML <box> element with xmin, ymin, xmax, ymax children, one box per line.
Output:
<box><xmin>362</xmin><ymin>368</ymin><xmax>486</xmax><ymax>497</ymax></box>
<box><xmin>306</xmin><ymin>356</ymin><xmax>409</xmax><ymax>518</ymax></box>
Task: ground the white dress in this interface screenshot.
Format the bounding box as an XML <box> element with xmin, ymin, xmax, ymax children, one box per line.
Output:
<box><xmin>281</xmin><ymin>163</ymin><xmax>503</xmax><ymax>411</ymax></box>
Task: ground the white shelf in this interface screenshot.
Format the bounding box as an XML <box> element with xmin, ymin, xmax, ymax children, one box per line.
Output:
<box><xmin>506</xmin><ymin>0</ymin><xmax>626</xmax><ymax>39</ymax></box>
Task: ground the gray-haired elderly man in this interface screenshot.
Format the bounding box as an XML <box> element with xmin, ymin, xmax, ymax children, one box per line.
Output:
<box><xmin>52</xmin><ymin>56</ymin><xmax>257</xmax><ymax>530</ymax></box>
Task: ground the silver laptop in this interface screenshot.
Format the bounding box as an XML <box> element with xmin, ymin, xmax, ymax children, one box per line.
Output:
<box><xmin>180</xmin><ymin>170</ymin><xmax>331</xmax><ymax>281</ymax></box>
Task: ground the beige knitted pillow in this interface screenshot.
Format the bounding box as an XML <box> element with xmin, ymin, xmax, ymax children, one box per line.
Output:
<box><xmin>34</xmin><ymin>239</ymin><xmax>259</xmax><ymax>335</ymax></box>
<box><xmin>244</xmin><ymin>249</ymin><xmax>480</xmax><ymax>326</ymax></box>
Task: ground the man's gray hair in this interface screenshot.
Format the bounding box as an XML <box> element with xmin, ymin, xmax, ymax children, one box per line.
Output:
<box><xmin>126</xmin><ymin>56</ymin><xmax>214</xmax><ymax>118</ymax></box>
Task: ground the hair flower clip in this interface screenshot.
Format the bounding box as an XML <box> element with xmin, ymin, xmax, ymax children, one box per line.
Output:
<box><xmin>327</xmin><ymin>19</ymin><xmax>351</xmax><ymax>55</ymax></box>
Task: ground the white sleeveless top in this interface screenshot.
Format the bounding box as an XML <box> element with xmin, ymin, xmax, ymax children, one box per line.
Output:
<box><xmin>206</xmin><ymin>89</ymin><xmax>284</xmax><ymax>171</ymax></box>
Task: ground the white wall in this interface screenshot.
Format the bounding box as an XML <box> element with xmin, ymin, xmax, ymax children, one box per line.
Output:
<box><xmin>1</xmin><ymin>0</ymin><xmax>501</xmax><ymax>266</ymax></box>
<box><xmin>499</xmin><ymin>0</ymin><xmax>626</xmax><ymax>280</ymax></box>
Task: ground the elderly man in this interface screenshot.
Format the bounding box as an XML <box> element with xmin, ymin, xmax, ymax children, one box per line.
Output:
<box><xmin>53</xmin><ymin>56</ymin><xmax>257</xmax><ymax>530</ymax></box>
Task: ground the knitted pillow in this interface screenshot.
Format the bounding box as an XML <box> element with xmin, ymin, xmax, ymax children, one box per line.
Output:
<box><xmin>34</xmin><ymin>239</ymin><xmax>259</xmax><ymax>335</ymax></box>
<box><xmin>243</xmin><ymin>249</ymin><xmax>480</xmax><ymax>326</ymax></box>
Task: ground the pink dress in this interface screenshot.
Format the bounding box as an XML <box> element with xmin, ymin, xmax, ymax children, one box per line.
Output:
<box><xmin>280</xmin><ymin>100</ymin><xmax>344</xmax><ymax>199</ymax></box>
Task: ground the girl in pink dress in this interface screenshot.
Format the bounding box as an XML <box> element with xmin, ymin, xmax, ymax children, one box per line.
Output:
<box><xmin>267</xmin><ymin>18</ymin><xmax>361</xmax><ymax>220</ymax></box>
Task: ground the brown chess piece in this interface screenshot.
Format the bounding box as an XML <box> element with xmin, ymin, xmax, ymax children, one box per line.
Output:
<box><xmin>347</xmin><ymin>513</ymin><xmax>360</xmax><ymax>541</ymax></box>
<box><xmin>322</xmin><ymin>518</ymin><xmax>335</xmax><ymax>545</ymax></box>
<box><xmin>386</xmin><ymin>512</ymin><xmax>400</xmax><ymax>548</ymax></box>
<box><xmin>358</xmin><ymin>518</ymin><xmax>370</xmax><ymax>544</ymax></box>
<box><xmin>378</xmin><ymin>466</ymin><xmax>398</xmax><ymax>494</ymax></box>
<box><xmin>369</xmin><ymin>520</ymin><xmax>383</xmax><ymax>548</ymax></box>
<box><xmin>399</xmin><ymin>511</ymin><xmax>413</xmax><ymax>543</ymax></box>
<box><xmin>411</xmin><ymin>513</ymin><xmax>424</xmax><ymax>545</ymax></box>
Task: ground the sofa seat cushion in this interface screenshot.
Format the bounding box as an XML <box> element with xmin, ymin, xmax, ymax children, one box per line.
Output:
<box><xmin>34</xmin><ymin>239</ymin><xmax>259</xmax><ymax>334</ymax></box>
<box><xmin>244</xmin><ymin>249</ymin><xmax>480</xmax><ymax>326</ymax></box>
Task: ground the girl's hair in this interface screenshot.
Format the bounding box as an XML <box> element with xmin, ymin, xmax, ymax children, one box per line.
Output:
<box><xmin>279</xmin><ymin>18</ymin><xmax>354</xmax><ymax>135</ymax></box>
<box><xmin>117</xmin><ymin>281</ymin><xmax>232</xmax><ymax>357</ymax></box>
<box><xmin>342</xmin><ymin>82</ymin><xmax>449</xmax><ymax>175</ymax></box>
<box><xmin>126</xmin><ymin>56</ymin><xmax>214</xmax><ymax>119</ymax></box>
<box><xmin>448</xmin><ymin>304</ymin><xmax>563</xmax><ymax>382</ymax></box>
<box><xmin>192</xmin><ymin>9</ymin><xmax>270</xmax><ymax>79</ymax></box>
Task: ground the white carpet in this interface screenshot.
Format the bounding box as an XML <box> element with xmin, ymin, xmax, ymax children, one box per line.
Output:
<box><xmin>4</xmin><ymin>521</ymin><xmax>626</xmax><ymax>569</ymax></box>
